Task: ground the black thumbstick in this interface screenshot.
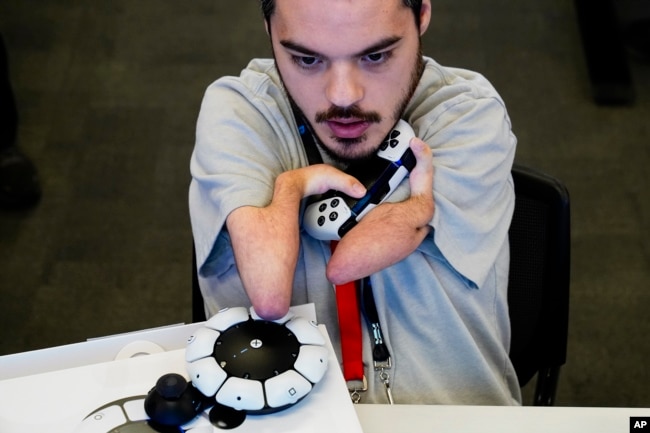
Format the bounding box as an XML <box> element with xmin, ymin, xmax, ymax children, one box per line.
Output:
<box><xmin>156</xmin><ymin>373</ymin><xmax>187</xmax><ymax>399</ymax></box>
<box><xmin>144</xmin><ymin>373</ymin><xmax>210</xmax><ymax>427</ymax></box>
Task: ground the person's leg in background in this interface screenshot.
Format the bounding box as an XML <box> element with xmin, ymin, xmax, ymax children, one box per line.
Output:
<box><xmin>0</xmin><ymin>32</ymin><xmax>41</xmax><ymax>209</ymax></box>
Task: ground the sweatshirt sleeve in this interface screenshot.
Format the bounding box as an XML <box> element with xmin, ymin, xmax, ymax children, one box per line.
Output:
<box><xmin>189</xmin><ymin>70</ymin><xmax>306</xmax><ymax>276</ymax></box>
<box><xmin>410</xmin><ymin>64</ymin><xmax>517</xmax><ymax>289</ymax></box>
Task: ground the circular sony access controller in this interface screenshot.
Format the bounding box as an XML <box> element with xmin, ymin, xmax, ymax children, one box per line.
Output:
<box><xmin>185</xmin><ymin>307</ymin><xmax>329</xmax><ymax>415</ymax></box>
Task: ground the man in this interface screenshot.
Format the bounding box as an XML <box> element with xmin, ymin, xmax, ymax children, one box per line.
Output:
<box><xmin>190</xmin><ymin>0</ymin><xmax>521</xmax><ymax>405</ymax></box>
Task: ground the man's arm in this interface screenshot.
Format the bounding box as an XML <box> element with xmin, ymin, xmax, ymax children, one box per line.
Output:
<box><xmin>326</xmin><ymin>137</ymin><xmax>434</xmax><ymax>285</ymax></box>
<box><xmin>226</xmin><ymin>165</ymin><xmax>366</xmax><ymax>320</ymax></box>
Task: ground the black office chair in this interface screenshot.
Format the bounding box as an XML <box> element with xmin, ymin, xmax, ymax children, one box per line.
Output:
<box><xmin>507</xmin><ymin>164</ymin><xmax>571</xmax><ymax>406</ymax></box>
<box><xmin>192</xmin><ymin>246</ymin><xmax>207</xmax><ymax>323</ymax></box>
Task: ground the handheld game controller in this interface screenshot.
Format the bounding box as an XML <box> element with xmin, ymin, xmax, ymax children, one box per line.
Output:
<box><xmin>185</xmin><ymin>307</ymin><xmax>328</xmax><ymax>414</ymax></box>
<box><xmin>75</xmin><ymin>308</ymin><xmax>329</xmax><ymax>432</ymax></box>
<box><xmin>303</xmin><ymin>119</ymin><xmax>417</xmax><ymax>240</ymax></box>
<box><xmin>140</xmin><ymin>307</ymin><xmax>329</xmax><ymax>430</ymax></box>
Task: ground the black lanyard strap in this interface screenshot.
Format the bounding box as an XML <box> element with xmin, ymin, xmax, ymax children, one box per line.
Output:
<box><xmin>361</xmin><ymin>277</ymin><xmax>392</xmax><ymax>369</ymax></box>
<box><xmin>292</xmin><ymin>104</ymin><xmax>323</xmax><ymax>166</ymax></box>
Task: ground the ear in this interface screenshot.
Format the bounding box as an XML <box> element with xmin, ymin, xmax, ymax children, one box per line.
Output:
<box><xmin>418</xmin><ymin>0</ymin><xmax>432</xmax><ymax>36</ymax></box>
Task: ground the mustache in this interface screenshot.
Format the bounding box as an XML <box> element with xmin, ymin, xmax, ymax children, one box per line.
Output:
<box><xmin>315</xmin><ymin>105</ymin><xmax>382</xmax><ymax>124</ymax></box>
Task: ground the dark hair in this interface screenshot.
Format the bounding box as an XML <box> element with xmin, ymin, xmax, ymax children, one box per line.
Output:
<box><xmin>260</xmin><ymin>0</ymin><xmax>423</xmax><ymax>27</ymax></box>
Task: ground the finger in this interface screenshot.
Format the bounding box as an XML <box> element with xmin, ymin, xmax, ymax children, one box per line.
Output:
<box><xmin>303</xmin><ymin>164</ymin><xmax>367</xmax><ymax>198</ymax></box>
<box><xmin>335</xmin><ymin>173</ymin><xmax>367</xmax><ymax>198</ymax></box>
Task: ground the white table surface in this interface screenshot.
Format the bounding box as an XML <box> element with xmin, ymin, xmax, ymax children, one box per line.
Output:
<box><xmin>355</xmin><ymin>403</ymin><xmax>650</xmax><ymax>433</ymax></box>
<box><xmin>1</xmin><ymin>312</ymin><xmax>648</xmax><ymax>433</ymax></box>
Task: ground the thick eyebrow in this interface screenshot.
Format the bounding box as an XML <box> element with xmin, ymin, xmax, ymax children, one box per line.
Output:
<box><xmin>279</xmin><ymin>36</ymin><xmax>402</xmax><ymax>59</ymax></box>
<box><xmin>279</xmin><ymin>40</ymin><xmax>320</xmax><ymax>57</ymax></box>
<box><xmin>356</xmin><ymin>36</ymin><xmax>402</xmax><ymax>57</ymax></box>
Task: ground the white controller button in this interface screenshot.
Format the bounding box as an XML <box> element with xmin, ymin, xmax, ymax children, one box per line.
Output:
<box><xmin>187</xmin><ymin>356</ymin><xmax>228</xmax><ymax>397</ymax></box>
<box><xmin>294</xmin><ymin>345</ymin><xmax>329</xmax><ymax>383</ymax></box>
<box><xmin>285</xmin><ymin>317</ymin><xmax>325</xmax><ymax>346</ymax></box>
<box><xmin>123</xmin><ymin>398</ymin><xmax>148</xmax><ymax>421</ymax></box>
<box><xmin>216</xmin><ymin>377</ymin><xmax>265</xmax><ymax>411</ymax></box>
<box><xmin>186</xmin><ymin>327</ymin><xmax>220</xmax><ymax>362</ymax></box>
<box><xmin>205</xmin><ymin>307</ymin><xmax>249</xmax><ymax>331</ymax></box>
<box><xmin>264</xmin><ymin>370</ymin><xmax>312</xmax><ymax>408</ymax></box>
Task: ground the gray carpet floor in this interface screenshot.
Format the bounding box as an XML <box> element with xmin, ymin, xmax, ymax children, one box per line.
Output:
<box><xmin>1</xmin><ymin>1</ymin><xmax>648</xmax><ymax>407</ymax></box>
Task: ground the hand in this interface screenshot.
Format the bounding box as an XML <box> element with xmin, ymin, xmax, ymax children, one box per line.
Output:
<box><xmin>281</xmin><ymin>163</ymin><xmax>367</xmax><ymax>198</ymax></box>
<box><xmin>404</xmin><ymin>136</ymin><xmax>435</xmax><ymax>227</ymax></box>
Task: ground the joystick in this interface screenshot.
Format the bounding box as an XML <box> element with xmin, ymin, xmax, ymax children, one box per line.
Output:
<box><xmin>144</xmin><ymin>373</ymin><xmax>211</xmax><ymax>426</ymax></box>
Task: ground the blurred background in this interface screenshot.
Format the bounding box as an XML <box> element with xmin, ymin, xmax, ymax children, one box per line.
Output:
<box><xmin>0</xmin><ymin>0</ymin><xmax>648</xmax><ymax>407</ymax></box>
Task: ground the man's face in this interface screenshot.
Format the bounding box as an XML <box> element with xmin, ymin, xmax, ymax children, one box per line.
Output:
<box><xmin>268</xmin><ymin>0</ymin><xmax>429</xmax><ymax>162</ymax></box>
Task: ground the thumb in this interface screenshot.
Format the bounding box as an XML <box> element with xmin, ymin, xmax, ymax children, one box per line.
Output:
<box><xmin>408</xmin><ymin>137</ymin><xmax>434</xmax><ymax>197</ymax></box>
<box><xmin>302</xmin><ymin>164</ymin><xmax>367</xmax><ymax>198</ymax></box>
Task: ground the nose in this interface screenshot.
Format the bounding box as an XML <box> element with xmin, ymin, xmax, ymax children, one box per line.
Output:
<box><xmin>325</xmin><ymin>63</ymin><xmax>364</xmax><ymax>109</ymax></box>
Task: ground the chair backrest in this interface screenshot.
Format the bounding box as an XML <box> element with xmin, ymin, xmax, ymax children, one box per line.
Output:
<box><xmin>508</xmin><ymin>164</ymin><xmax>571</xmax><ymax>405</ymax></box>
<box><xmin>192</xmin><ymin>246</ymin><xmax>207</xmax><ymax>323</ymax></box>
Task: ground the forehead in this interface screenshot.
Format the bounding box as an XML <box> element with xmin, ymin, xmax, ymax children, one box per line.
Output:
<box><xmin>271</xmin><ymin>0</ymin><xmax>414</xmax><ymax>53</ymax></box>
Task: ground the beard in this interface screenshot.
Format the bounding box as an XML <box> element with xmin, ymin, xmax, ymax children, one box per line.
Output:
<box><xmin>277</xmin><ymin>46</ymin><xmax>425</xmax><ymax>164</ymax></box>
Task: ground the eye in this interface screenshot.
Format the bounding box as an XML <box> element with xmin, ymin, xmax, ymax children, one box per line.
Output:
<box><xmin>291</xmin><ymin>55</ymin><xmax>322</xmax><ymax>70</ymax></box>
<box><xmin>362</xmin><ymin>51</ymin><xmax>392</xmax><ymax>66</ymax></box>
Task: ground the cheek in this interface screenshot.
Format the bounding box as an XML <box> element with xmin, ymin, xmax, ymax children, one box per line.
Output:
<box><xmin>284</xmin><ymin>74</ymin><xmax>323</xmax><ymax>114</ymax></box>
<box><xmin>378</xmin><ymin>71</ymin><xmax>411</xmax><ymax>97</ymax></box>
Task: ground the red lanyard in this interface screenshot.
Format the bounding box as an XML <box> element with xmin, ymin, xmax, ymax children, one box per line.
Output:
<box><xmin>330</xmin><ymin>241</ymin><xmax>364</xmax><ymax>382</ymax></box>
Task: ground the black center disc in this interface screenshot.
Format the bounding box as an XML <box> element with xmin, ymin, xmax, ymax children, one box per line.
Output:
<box><xmin>212</xmin><ymin>319</ymin><xmax>301</xmax><ymax>380</ymax></box>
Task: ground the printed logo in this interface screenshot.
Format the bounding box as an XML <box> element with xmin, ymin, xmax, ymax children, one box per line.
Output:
<box><xmin>631</xmin><ymin>417</ymin><xmax>650</xmax><ymax>431</ymax></box>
